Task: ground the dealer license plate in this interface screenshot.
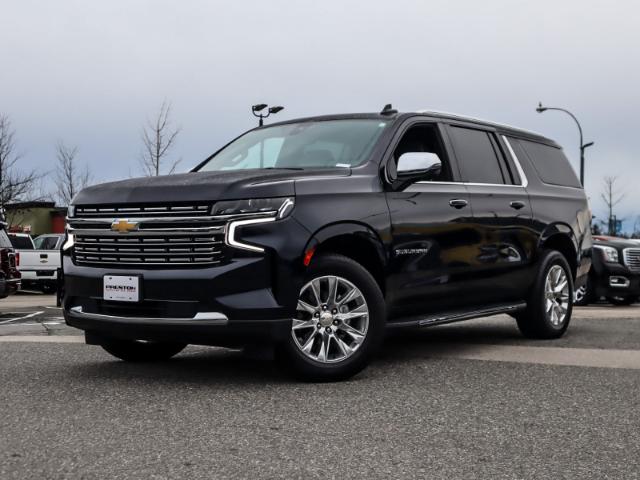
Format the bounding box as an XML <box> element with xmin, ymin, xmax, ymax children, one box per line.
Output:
<box><xmin>103</xmin><ymin>275</ymin><xmax>140</xmax><ymax>302</ymax></box>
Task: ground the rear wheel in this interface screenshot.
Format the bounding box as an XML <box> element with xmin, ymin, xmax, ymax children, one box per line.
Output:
<box><xmin>516</xmin><ymin>250</ymin><xmax>573</xmax><ymax>339</ymax></box>
<box><xmin>278</xmin><ymin>254</ymin><xmax>385</xmax><ymax>381</ymax></box>
<box><xmin>99</xmin><ymin>339</ymin><xmax>186</xmax><ymax>362</ymax></box>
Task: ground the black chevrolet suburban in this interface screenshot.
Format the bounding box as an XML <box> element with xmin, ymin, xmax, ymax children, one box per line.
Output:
<box><xmin>63</xmin><ymin>109</ymin><xmax>592</xmax><ymax>380</ymax></box>
<box><xmin>574</xmin><ymin>235</ymin><xmax>640</xmax><ymax>306</ymax></box>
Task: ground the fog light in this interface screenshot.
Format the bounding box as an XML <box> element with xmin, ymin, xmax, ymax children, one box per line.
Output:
<box><xmin>609</xmin><ymin>276</ymin><xmax>630</xmax><ymax>288</ymax></box>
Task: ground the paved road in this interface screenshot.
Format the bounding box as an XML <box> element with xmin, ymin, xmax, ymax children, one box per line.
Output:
<box><xmin>1</xmin><ymin>294</ymin><xmax>640</xmax><ymax>479</ymax></box>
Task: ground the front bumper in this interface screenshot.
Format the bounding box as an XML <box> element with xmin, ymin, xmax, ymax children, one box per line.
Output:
<box><xmin>592</xmin><ymin>262</ymin><xmax>640</xmax><ymax>298</ymax></box>
<box><xmin>65</xmin><ymin>305</ymin><xmax>291</xmax><ymax>346</ymax></box>
<box><xmin>61</xmin><ymin>215</ymin><xmax>310</xmax><ymax>345</ymax></box>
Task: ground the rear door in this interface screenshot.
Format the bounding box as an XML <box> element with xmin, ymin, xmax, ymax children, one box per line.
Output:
<box><xmin>444</xmin><ymin>124</ymin><xmax>537</xmax><ymax>304</ymax></box>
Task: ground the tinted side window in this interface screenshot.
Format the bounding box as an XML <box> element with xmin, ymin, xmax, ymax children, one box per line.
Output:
<box><xmin>8</xmin><ymin>235</ymin><xmax>34</xmax><ymax>249</ymax></box>
<box><xmin>518</xmin><ymin>139</ymin><xmax>581</xmax><ymax>188</ymax></box>
<box><xmin>449</xmin><ymin>126</ymin><xmax>505</xmax><ymax>184</ymax></box>
<box><xmin>34</xmin><ymin>236</ymin><xmax>60</xmax><ymax>250</ymax></box>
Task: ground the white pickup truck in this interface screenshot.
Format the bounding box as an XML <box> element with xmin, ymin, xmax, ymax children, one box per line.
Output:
<box><xmin>8</xmin><ymin>233</ymin><xmax>63</xmax><ymax>293</ymax></box>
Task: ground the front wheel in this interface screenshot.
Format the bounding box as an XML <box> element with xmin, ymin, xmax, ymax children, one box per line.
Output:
<box><xmin>516</xmin><ymin>250</ymin><xmax>574</xmax><ymax>339</ymax></box>
<box><xmin>100</xmin><ymin>339</ymin><xmax>186</xmax><ymax>362</ymax></box>
<box><xmin>573</xmin><ymin>277</ymin><xmax>594</xmax><ymax>306</ymax></box>
<box><xmin>277</xmin><ymin>254</ymin><xmax>385</xmax><ymax>381</ymax></box>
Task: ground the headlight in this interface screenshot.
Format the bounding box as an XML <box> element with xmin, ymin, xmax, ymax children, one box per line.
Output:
<box><xmin>219</xmin><ymin>197</ymin><xmax>295</xmax><ymax>253</ymax></box>
<box><xmin>596</xmin><ymin>245</ymin><xmax>619</xmax><ymax>263</ymax></box>
<box><xmin>62</xmin><ymin>232</ymin><xmax>75</xmax><ymax>251</ymax></box>
<box><xmin>212</xmin><ymin>197</ymin><xmax>294</xmax><ymax>219</ymax></box>
<box><xmin>67</xmin><ymin>205</ymin><xmax>75</xmax><ymax>218</ymax></box>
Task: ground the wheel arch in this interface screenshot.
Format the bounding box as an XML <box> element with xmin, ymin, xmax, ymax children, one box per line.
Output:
<box><xmin>304</xmin><ymin>222</ymin><xmax>387</xmax><ymax>295</ymax></box>
<box><xmin>539</xmin><ymin>224</ymin><xmax>579</xmax><ymax>279</ymax></box>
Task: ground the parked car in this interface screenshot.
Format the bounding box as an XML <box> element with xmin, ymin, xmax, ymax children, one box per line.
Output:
<box><xmin>0</xmin><ymin>215</ymin><xmax>20</xmax><ymax>298</ymax></box>
<box><xmin>8</xmin><ymin>232</ymin><xmax>62</xmax><ymax>293</ymax></box>
<box><xmin>62</xmin><ymin>109</ymin><xmax>592</xmax><ymax>380</ymax></box>
<box><xmin>574</xmin><ymin>235</ymin><xmax>640</xmax><ymax>306</ymax></box>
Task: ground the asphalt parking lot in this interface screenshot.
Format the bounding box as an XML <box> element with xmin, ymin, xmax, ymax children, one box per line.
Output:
<box><xmin>1</xmin><ymin>292</ymin><xmax>639</xmax><ymax>479</ymax></box>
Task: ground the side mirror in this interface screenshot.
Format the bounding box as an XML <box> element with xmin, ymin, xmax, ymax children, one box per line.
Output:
<box><xmin>397</xmin><ymin>152</ymin><xmax>442</xmax><ymax>180</ymax></box>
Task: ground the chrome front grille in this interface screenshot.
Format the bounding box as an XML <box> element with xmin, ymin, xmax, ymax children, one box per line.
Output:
<box><xmin>623</xmin><ymin>248</ymin><xmax>640</xmax><ymax>272</ymax></box>
<box><xmin>73</xmin><ymin>232</ymin><xmax>225</xmax><ymax>266</ymax></box>
<box><xmin>74</xmin><ymin>204</ymin><xmax>210</xmax><ymax>218</ymax></box>
<box><xmin>69</xmin><ymin>203</ymin><xmax>227</xmax><ymax>267</ymax></box>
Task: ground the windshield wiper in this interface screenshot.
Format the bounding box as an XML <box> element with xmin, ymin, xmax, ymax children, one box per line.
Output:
<box><xmin>262</xmin><ymin>167</ymin><xmax>305</xmax><ymax>170</ymax></box>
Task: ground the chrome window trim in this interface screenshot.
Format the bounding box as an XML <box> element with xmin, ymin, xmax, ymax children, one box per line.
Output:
<box><xmin>416</xmin><ymin>180</ymin><xmax>525</xmax><ymax>188</ymax></box>
<box><xmin>501</xmin><ymin>135</ymin><xmax>529</xmax><ymax>188</ymax></box>
<box><xmin>415</xmin><ymin>136</ymin><xmax>529</xmax><ymax>189</ymax></box>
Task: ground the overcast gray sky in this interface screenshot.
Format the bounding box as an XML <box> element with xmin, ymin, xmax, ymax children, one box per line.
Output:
<box><xmin>2</xmin><ymin>0</ymin><xmax>639</xmax><ymax>230</ymax></box>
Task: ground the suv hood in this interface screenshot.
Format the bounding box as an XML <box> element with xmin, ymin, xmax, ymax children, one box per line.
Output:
<box><xmin>73</xmin><ymin>168</ymin><xmax>350</xmax><ymax>205</ymax></box>
<box><xmin>594</xmin><ymin>236</ymin><xmax>640</xmax><ymax>249</ymax></box>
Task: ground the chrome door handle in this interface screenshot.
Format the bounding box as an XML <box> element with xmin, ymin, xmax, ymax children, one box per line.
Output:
<box><xmin>510</xmin><ymin>201</ymin><xmax>526</xmax><ymax>210</ymax></box>
<box><xmin>449</xmin><ymin>199</ymin><xmax>468</xmax><ymax>209</ymax></box>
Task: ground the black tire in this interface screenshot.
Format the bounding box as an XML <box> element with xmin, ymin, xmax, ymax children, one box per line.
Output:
<box><xmin>516</xmin><ymin>250</ymin><xmax>574</xmax><ymax>339</ymax></box>
<box><xmin>100</xmin><ymin>339</ymin><xmax>186</xmax><ymax>362</ymax></box>
<box><xmin>277</xmin><ymin>254</ymin><xmax>385</xmax><ymax>382</ymax></box>
<box><xmin>606</xmin><ymin>295</ymin><xmax>637</xmax><ymax>306</ymax></box>
<box><xmin>573</xmin><ymin>276</ymin><xmax>594</xmax><ymax>306</ymax></box>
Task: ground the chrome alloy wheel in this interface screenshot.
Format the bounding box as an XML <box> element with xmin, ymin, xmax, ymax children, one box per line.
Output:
<box><xmin>545</xmin><ymin>265</ymin><xmax>570</xmax><ymax>326</ymax></box>
<box><xmin>291</xmin><ymin>275</ymin><xmax>369</xmax><ymax>363</ymax></box>
<box><xmin>574</xmin><ymin>285</ymin><xmax>587</xmax><ymax>304</ymax></box>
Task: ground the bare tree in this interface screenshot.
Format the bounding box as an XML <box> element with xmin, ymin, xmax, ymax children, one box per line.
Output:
<box><xmin>0</xmin><ymin>114</ymin><xmax>40</xmax><ymax>205</ymax></box>
<box><xmin>601</xmin><ymin>176</ymin><xmax>625</xmax><ymax>235</ymax></box>
<box><xmin>54</xmin><ymin>141</ymin><xmax>91</xmax><ymax>205</ymax></box>
<box><xmin>140</xmin><ymin>101</ymin><xmax>181</xmax><ymax>176</ymax></box>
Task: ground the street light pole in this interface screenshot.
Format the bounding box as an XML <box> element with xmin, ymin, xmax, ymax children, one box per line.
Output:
<box><xmin>536</xmin><ymin>102</ymin><xmax>593</xmax><ymax>186</ymax></box>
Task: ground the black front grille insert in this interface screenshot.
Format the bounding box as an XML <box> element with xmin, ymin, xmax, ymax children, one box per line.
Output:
<box><xmin>73</xmin><ymin>232</ymin><xmax>225</xmax><ymax>266</ymax></box>
<box><xmin>74</xmin><ymin>204</ymin><xmax>210</xmax><ymax>218</ymax></box>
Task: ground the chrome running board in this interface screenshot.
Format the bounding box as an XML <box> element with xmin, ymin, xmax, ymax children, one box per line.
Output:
<box><xmin>387</xmin><ymin>302</ymin><xmax>527</xmax><ymax>329</ymax></box>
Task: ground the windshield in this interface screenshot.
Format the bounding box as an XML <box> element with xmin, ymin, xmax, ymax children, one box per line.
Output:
<box><xmin>197</xmin><ymin>119</ymin><xmax>388</xmax><ymax>172</ymax></box>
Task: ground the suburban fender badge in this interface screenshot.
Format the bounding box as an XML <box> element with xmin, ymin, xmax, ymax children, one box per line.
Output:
<box><xmin>111</xmin><ymin>219</ymin><xmax>139</xmax><ymax>233</ymax></box>
<box><xmin>394</xmin><ymin>248</ymin><xmax>430</xmax><ymax>256</ymax></box>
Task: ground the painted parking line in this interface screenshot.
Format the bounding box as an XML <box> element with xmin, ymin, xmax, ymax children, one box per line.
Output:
<box><xmin>0</xmin><ymin>335</ymin><xmax>84</xmax><ymax>343</ymax></box>
<box><xmin>429</xmin><ymin>343</ymin><xmax>640</xmax><ymax>370</ymax></box>
<box><xmin>1</xmin><ymin>336</ymin><xmax>640</xmax><ymax>370</ymax></box>
<box><xmin>0</xmin><ymin>311</ymin><xmax>44</xmax><ymax>325</ymax></box>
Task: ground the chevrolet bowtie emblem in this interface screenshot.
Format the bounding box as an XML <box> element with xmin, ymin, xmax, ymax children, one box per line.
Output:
<box><xmin>111</xmin><ymin>219</ymin><xmax>139</xmax><ymax>233</ymax></box>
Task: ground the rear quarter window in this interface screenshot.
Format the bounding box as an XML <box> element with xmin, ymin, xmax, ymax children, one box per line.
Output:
<box><xmin>517</xmin><ymin>139</ymin><xmax>581</xmax><ymax>188</ymax></box>
<box><xmin>8</xmin><ymin>234</ymin><xmax>34</xmax><ymax>249</ymax></box>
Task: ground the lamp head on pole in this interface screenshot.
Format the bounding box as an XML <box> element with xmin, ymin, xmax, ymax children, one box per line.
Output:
<box><xmin>536</xmin><ymin>102</ymin><xmax>547</xmax><ymax>113</ymax></box>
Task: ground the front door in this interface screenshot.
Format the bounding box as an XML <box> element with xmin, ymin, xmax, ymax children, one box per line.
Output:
<box><xmin>385</xmin><ymin>122</ymin><xmax>477</xmax><ymax>318</ymax></box>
